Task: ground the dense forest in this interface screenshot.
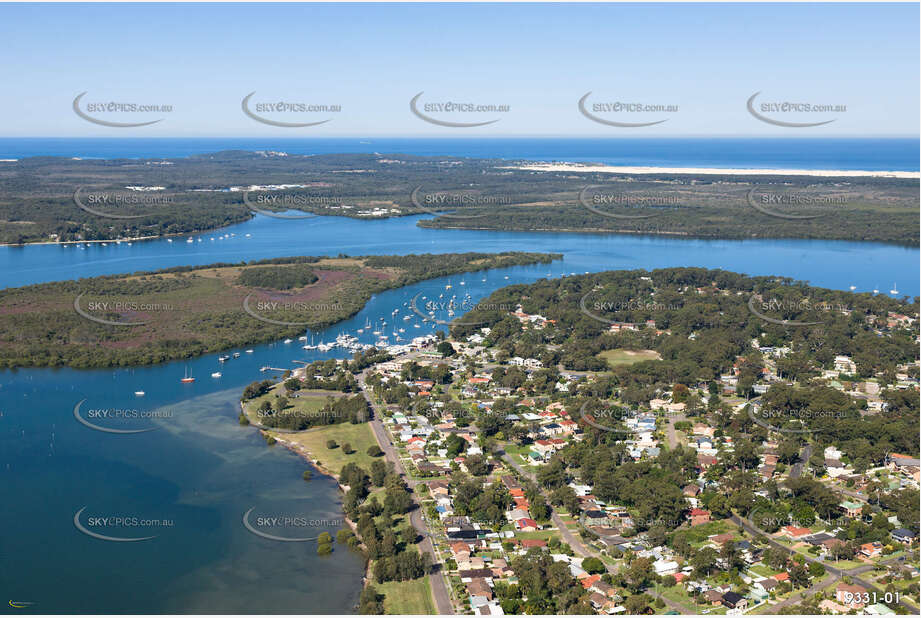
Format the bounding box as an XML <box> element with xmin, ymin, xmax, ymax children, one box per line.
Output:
<box><xmin>0</xmin><ymin>151</ymin><xmax>916</xmax><ymax>245</ymax></box>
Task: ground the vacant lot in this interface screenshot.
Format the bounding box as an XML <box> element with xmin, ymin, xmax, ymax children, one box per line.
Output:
<box><xmin>273</xmin><ymin>421</ymin><xmax>380</xmax><ymax>476</ymax></box>
<box><xmin>377</xmin><ymin>575</ymin><xmax>436</xmax><ymax>615</ymax></box>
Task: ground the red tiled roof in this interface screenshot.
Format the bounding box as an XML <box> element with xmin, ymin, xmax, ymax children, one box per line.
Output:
<box><xmin>520</xmin><ymin>539</ymin><xmax>546</xmax><ymax>548</ymax></box>
<box><xmin>580</xmin><ymin>574</ymin><xmax>602</xmax><ymax>588</ymax></box>
<box><xmin>516</xmin><ymin>518</ymin><xmax>538</xmax><ymax>529</ymax></box>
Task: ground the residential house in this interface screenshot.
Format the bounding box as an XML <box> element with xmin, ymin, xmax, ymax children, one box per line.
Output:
<box><xmin>841</xmin><ymin>500</ymin><xmax>863</xmax><ymax>519</ymax></box>
<box><xmin>689</xmin><ymin>508</ymin><xmax>711</xmax><ymax>526</ymax></box>
<box><xmin>836</xmin><ymin>582</ymin><xmax>868</xmax><ymax>609</ymax></box>
<box><xmin>514</xmin><ymin>518</ymin><xmax>538</xmax><ymax>532</ymax></box>
<box><xmin>859</xmin><ymin>542</ymin><xmax>883</xmax><ymax>559</ymax></box>
<box><xmin>891</xmin><ymin>528</ymin><xmax>917</xmax><ymax>545</ymax></box>
<box><xmin>721</xmin><ymin>591</ymin><xmax>747</xmax><ymax>610</ymax></box>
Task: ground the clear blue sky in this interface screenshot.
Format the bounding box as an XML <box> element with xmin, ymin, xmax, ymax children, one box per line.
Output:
<box><xmin>0</xmin><ymin>2</ymin><xmax>917</xmax><ymax>137</ymax></box>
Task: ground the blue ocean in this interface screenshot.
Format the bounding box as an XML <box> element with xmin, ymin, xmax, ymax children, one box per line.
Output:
<box><xmin>0</xmin><ymin>137</ymin><xmax>917</xmax><ymax>171</ymax></box>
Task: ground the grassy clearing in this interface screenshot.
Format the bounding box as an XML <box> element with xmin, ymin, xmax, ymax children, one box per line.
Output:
<box><xmin>272</xmin><ymin>421</ymin><xmax>380</xmax><ymax>476</ymax></box>
<box><xmin>598</xmin><ymin>348</ymin><xmax>662</xmax><ymax>368</ymax></box>
<box><xmin>748</xmin><ymin>563</ymin><xmax>780</xmax><ymax>578</ymax></box>
<box><xmin>375</xmin><ymin>576</ymin><xmax>438</xmax><ymax>614</ymax></box>
<box><xmin>244</xmin><ymin>388</ymin><xmax>339</xmax><ymax>423</ymax></box>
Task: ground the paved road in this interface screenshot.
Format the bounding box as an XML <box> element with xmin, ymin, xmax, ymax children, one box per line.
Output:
<box><xmin>501</xmin><ymin>450</ymin><xmax>695</xmax><ymax>614</ymax></box>
<box><xmin>665</xmin><ymin>413</ymin><xmax>686</xmax><ymax>450</ymax></box>
<box><xmin>836</xmin><ymin>486</ymin><xmax>869</xmax><ymax>504</ymax></box>
<box><xmin>789</xmin><ymin>443</ymin><xmax>812</xmax><ymax>480</ymax></box>
<box><xmin>762</xmin><ymin>573</ymin><xmax>840</xmax><ymax>614</ymax></box>
<box><xmin>358</xmin><ymin>371</ymin><xmax>454</xmax><ymax>615</ymax></box>
<box><xmin>731</xmin><ymin>514</ymin><xmax>919</xmax><ymax>614</ymax></box>
<box><xmin>500</xmin><ymin>451</ymin><xmax>594</xmax><ymax>556</ymax></box>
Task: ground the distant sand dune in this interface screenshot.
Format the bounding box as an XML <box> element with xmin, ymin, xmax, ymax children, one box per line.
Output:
<box><xmin>506</xmin><ymin>162</ymin><xmax>919</xmax><ymax>179</ymax></box>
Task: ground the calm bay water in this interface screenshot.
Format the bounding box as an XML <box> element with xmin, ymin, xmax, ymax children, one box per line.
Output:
<box><xmin>0</xmin><ymin>213</ymin><xmax>917</xmax><ymax>295</ymax></box>
<box><xmin>0</xmin><ymin>139</ymin><xmax>918</xmax><ymax>613</ymax></box>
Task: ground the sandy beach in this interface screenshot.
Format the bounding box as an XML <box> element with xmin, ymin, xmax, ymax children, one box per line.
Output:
<box><xmin>507</xmin><ymin>162</ymin><xmax>920</xmax><ymax>179</ymax></box>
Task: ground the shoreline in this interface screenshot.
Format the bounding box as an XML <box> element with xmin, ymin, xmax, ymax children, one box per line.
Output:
<box><xmin>507</xmin><ymin>162</ymin><xmax>920</xmax><ymax>179</ymax></box>
<box><xmin>243</xmin><ymin>397</ymin><xmax>374</xmax><ymax>590</ymax></box>
<box><xmin>0</xmin><ymin>229</ymin><xmax>218</xmax><ymax>248</ymax></box>
<box><xmin>263</xmin><ymin>427</ymin><xmax>374</xmax><ymax>586</ymax></box>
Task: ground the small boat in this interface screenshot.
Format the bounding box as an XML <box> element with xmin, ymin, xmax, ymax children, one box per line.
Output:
<box><xmin>134</xmin><ymin>391</ymin><xmax>145</xmax><ymax>397</ymax></box>
<box><xmin>849</xmin><ymin>285</ymin><xmax>856</xmax><ymax>291</ymax></box>
<box><xmin>180</xmin><ymin>367</ymin><xmax>195</xmax><ymax>383</ymax></box>
<box><xmin>219</xmin><ymin>355</ymin><xmax>229</xmax><ymax>362</ymax></box>
<box><xmin>166</xmin><ymin>238</ymin><xmax>173</xmax><ymax>243</ymax></box>
<box><xmin>211</xmin><ymin>372</ymin><xmax>222</xmax><ymax>378</ymax></box>
<box><xmin>298</xmin><ymin>336</ymin><xmax>308</xmax><ymax>341</ymax></box>
<box><xmin>186</xmin><ymin>237</ymin><xmax>194</xmax><ymax>243</ymax></box>
<box><xmin>890</xmin><ymin>283</ymin><xmax>899</xmax><ymax>295</ymax></box>
<box><xmin>283</xmin><ymin>339</ymin><xmax>293</xmax><ymax>344</ymax></box>
<box><xmin>245</xmin><ymin>233</ymin><xmax>251</xmax><ymax>238</ymax></box>
<box><xmin>245</xmin><ymin>349</ymin><xmax>254</xmax><ymax>354</ymax></box>
<box><xmin>233</xmin><ymin>352</ymin><xmax>241</xmax><ymax>358</ymax></box>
